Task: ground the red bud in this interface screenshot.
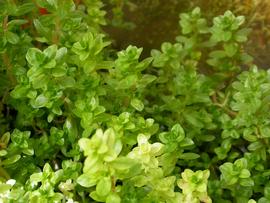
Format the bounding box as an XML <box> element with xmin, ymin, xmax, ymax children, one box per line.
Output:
<box><xmin>39</xmin><ymin>7</ymin><xmax>48</xmax><ymax>15</ymax></box>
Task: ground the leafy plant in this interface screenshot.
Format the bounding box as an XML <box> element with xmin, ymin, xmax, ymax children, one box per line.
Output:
<box><xmin>0</xmin><ymin>1</ymin><xmax>270</xmax><ymax>202</ymax></box>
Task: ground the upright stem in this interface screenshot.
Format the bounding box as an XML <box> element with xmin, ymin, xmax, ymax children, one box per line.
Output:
<box><xmin>52</xmin><ymin>16</ymin><xmax>61</xmax><ymax>45</ymax></box>
<box><xmin>2</xmin><ymin>16</ymin><xmax>16</xmax><ymax>86</ymax></box>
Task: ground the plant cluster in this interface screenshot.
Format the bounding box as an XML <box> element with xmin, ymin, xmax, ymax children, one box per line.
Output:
<box><xmin>0</xmin><ymin>1</ymin><xmax>269</xmax><ymax>203</ymax></box>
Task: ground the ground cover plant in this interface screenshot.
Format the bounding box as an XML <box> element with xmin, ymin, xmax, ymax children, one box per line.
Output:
<box><xmin>1</xmin><ymin>0</ymin><xmax>270</xmax><ymax>202</ymax></box>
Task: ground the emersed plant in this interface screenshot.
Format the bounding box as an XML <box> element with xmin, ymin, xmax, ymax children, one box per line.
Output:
<box><xmin>0</xmin><ymin>0</ymin><xmax>269</xmax><ymax>202</ymax></box>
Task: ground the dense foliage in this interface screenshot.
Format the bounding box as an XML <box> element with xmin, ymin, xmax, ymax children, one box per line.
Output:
<box><xmin>0</xmin><ymin>1</ymin><xmax>269</xmax><ymax>202</ymax></box>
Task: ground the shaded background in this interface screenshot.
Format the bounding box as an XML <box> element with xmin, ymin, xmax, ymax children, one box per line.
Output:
<box><xmin>103</xmin><ymin>0</ymin><xmax>270</xmax><ymax>68</ymax></box>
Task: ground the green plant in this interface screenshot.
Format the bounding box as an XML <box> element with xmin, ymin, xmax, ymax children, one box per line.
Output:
<box><xmin>0</xmin><ymin>1</ymin><xmax>269</xmax><ymax>202</ymax></box>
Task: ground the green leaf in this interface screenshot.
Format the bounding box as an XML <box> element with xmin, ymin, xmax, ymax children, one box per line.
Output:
<box><xmin>0</xmin><ymin>150</ymin><xmax>7</xmax><ymax>156</ymax></box>
<box><xmin>117</xmin><ymin>75</ymin><xmax>138</xmax><ymax>89</ymax></box>
<box><xmin>77</xmin><ymin>173</ymin><xmax>98</xmax><ymax>188</ymax></box>
<box><xmin>2</xmin><ymin>155</ymin><xmax>21</xmax><ymax>165</ymax></box>
<box><xmin>6</xmin><ymin>31</ymin><xmax>19</xmax><ymax>44</ymax></box>
<box><xmin>7</xmin><ymin>19</ymin><xmax>28</xmax><ymax>28</ymax></box>
<box><xmin>264</xmin><ymin>186</ymin><xmax>270</xmax><ymax>199</ymax></box>
<box><xmin>96</xmin><ymin>177</ymin><xmax>111</xmax><ymax>197</ymax></box>
<box><xmin>43</xmin><ymin>59</ymin><xmax>56</xmax><ymax>69</ymax></box>
<box><xmin>259</xmin><ymin>126</ymin><xmax>270</xmax><ymax>138</ymax></box>
<box><xmin>106</xmin><ymin>193</ymin><xmax>121</xmax><ymax>203</ymax></box>
<box><xmin>209</xmin><ymin>50</ymin><xmax>227</xmax><ymax>59</ymax></box>
<box><xmin>224</xmin><ymin>43</ymin><xmax>238</xmax><ymax>57</ymax></box>
<box><xmin>44</xmin><ymin>45</ymin><xmax>58</xmax><ymax>59</ymax></box>
<box><xmin>140</xmin><ymin>74</ymin><xmax>157</xmax><ymax>86</ymax></box>
<box><xmin>30</xmin><ymin>172</ymin><xmax>42</xmax><ymax>183</ymax></box>
<box><xmin>235</xmin><ymin>28</ymin><xmax>250</xmax><ymax>42</ymax></box>
<box><xmin>58</xmin><ymin>76</ymin><xmax>76</xmax><ymax>88</ymax></box>
<box><xmin>31</xmin><ymin>94</ymin><xmax>48</xmax><ymax>108</ymax></box>
<box><xmin>16</xmin><ymin>3</ymin><xmax>35</xmax><ymax>15</ymax></box>
<box><xmin>22</xmin><ymin>148</ymin><xmax>34</xmax><ymax>155</ymax></box>
<box><xmin>199</xmin><ymin>135</ymin><xmax>215</xmax><ymax>142</ymax></box>
<box><xmin>179</xmin><ymin>138</ymin><xmax>194</xmax><ymax>147</ymax></box>
<box><xmin>179</xmin><ymin>153</ymin><xmax>200</xmax><ymax>160</ymax></box>
<box><xmin>234</xmin><ymin>158</ymin><xmax>248</xmax><ymax>169</ymax></box>
<box><xmin>248</xmin><ymin>142</ymin><xmax>263</xmax><ymax>151</ymax></box>
<box><xmin>52</xmin><ymin>67</ymin><xmax>67</xmax><ymax>77</ymax></box>
<box><xmin>239</xmin><ymin>178</ymin><xmax>254</xmax><ymax>187</ymax></box>
<box><xmin>239</xmin><ymin>169</ymin><xmax>251</xmax><ymax>178</ymax></box>
<box><xmin>171</xmin><ymin>124</ymin><xmax>185</xmax><ymax>141</ymax></box>
<box><xmin>222</xmin><ymin>31</ymin><xmax>232</xmax><ymax>41</ymax></box>
<box><xmin>183</xmin><ymin>112</ymin><xmax>204</xmax><ymax>128</ymax></box>
<box><xmin>26</xmin><ymin>48</ymin><xmax>45</xmax><ymax>67</ymax></box>
<box><xmin>64</xmin><ymin>117</ymin><xmax>78</xmax><ymax>143</ymax></box>
<box><xmin>240</xmin><ymin>53</ymin><xmax>253</xmax><ymax>63</ymax></box>
<box><xmin>131</xmin><ymin>98</ymin><xmax>144</xmax><ymax>111</ymax></box>
<box><xmin>90</xmin><ymin>191</ymin><xmax>105</xmax><ymax>202</ymax></box>
<box><xmin>110</xmin><ymin>157</ymin><xmax>137</xmax><ymax>170</ymax></box>
<box><xmin>1</xmin><ymin>132</ymin><xmax>10</xmax><ymax>145</ymax></box>
<box><xmin>0</xmin><ymin>184</ymin><xmax>12</xmax><ymax>193</ymax></box>
<box><xmin>56</xmin><ymin>47</ymin><xmax>67</xmax><ymax>60</ymax></box>
<box><xmin>136</xmin><ymin>57</ymin><xmax>152</xmax><ymax>71</ymax></box>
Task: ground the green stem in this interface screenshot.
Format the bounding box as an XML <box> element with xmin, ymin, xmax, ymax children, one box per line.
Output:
<box><xmin>0</xmin><ymin>166</ymin><xmax>10</xmax><ymax>180</ymax></box>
